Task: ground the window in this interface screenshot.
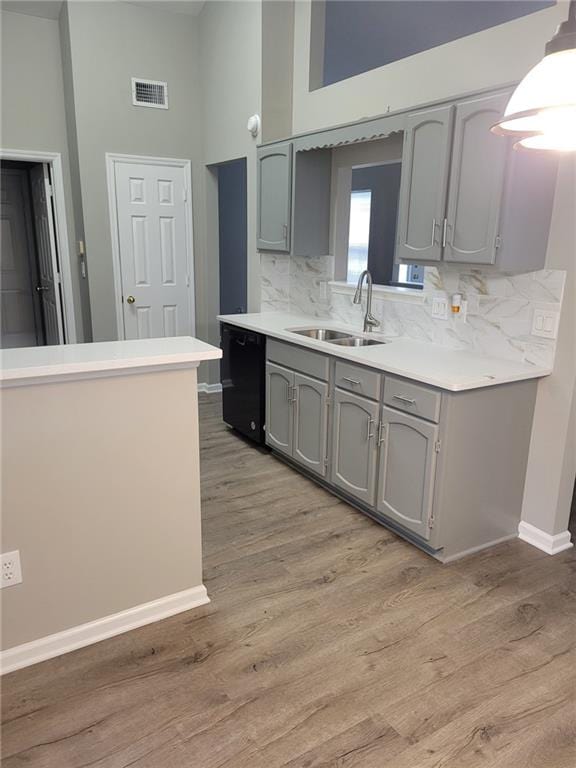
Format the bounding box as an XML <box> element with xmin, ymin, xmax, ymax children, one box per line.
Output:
<box><xmin>347</xmin><ymin>189</ymin><xmax>371</xmax><ymax>284</ymax></box>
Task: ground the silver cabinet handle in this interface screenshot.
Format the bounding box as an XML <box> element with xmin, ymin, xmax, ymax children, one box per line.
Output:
<box><xmin>392</xmin><ymin>394</ymin><xmax>416</xmax><ymax>405</ymax></box>
<box><xmin>286</xmin><ymin>384</ymin><xmax>292</xmax><ymax>403</ymax></box>
<box><xmin>378</xmin><ymin>421</ymin><xmax>388</xmax><ymax>446</ymax></box>
<box><xmin>442</xmin><ymin>218</ymin><xmax>448</xmax><ymax>249</ymax></box>
<box><xmin>342</xmin><ymin>377</ymin><xmax>361</xmax><ymax>386</ymax></box>
<box><xmin>367</xmin><ymin>417</ymin><xmax>375</xmax><ymax>441</ymax></box>
<box><xmin>430</xmin><ymin>217</ymin><xmax>437</xmax><ymax>247</ymax></box>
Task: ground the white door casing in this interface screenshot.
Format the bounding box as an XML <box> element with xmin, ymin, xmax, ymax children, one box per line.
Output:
<box><xmin>107</xmin><ymin>155</ymin><xmax>194</xmax><ymax>340</ymax></box>
<box><xmin>30</xmin><ymin>164</ymin><xmax>65</xmax><ymax>345</ymax></box>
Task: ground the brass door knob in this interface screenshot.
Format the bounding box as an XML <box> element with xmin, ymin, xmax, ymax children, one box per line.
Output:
<box><xmin>126</xmin><ymin>295</ymin><xmax>136</xmax><ymax>305</ymax></box>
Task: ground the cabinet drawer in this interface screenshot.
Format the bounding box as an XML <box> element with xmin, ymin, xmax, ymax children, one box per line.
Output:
<box><xmin>383</xmin><ymin>376</ymin><xmax>441</xmax><ymax>423</ymax></box>
<box><xmin>335</xmin><ymin>360</ymin><xmax>381</xmax><ymax>401</ymax></box>
<box><xmin>267</xmin><ymin>339</ymin><xmax>329</xmax><ymax>381</ymax></box>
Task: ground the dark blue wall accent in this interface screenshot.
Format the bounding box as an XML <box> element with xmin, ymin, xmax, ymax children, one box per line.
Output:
<box><xmin>322</xmin><ymin>0</ymin><xmax>554</xmax><ymax>87</ymax></box>
<box><xmin>217</xmin><ymin>158</ymin><xmax>247</xmax><ymax>315</ymax></box>
<box><xmin>352</xmin><ymin>163</ymin><xmax>402</xmax><ymax>286</ymax></box>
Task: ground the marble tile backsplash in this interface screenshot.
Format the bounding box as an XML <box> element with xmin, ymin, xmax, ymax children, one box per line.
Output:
<box><xmin>260</xmin><ymin>253</ymin><xmax>566</xmax><ymax>368</ymax></box>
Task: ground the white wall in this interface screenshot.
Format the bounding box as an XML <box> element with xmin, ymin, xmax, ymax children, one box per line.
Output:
<box><xmin>289</xmin><ymin>0</ymin><xmax>575</xmax><ymax>537</ymax></box>
<box><xmin>197</xmin><ymin>0</ymin><xmax>262</xmax><ymax>383</ymax></box>
<box><xmin>0</xmin><ymin>10</ymin><xmax>85</xmax><ymax>341</ymax></box>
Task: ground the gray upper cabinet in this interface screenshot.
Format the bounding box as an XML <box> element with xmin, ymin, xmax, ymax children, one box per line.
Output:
<box><xmin>396</xmin><ymin>89</ymin><xmax>556</xmax><ymax>271</ymax></box>
<box><xmin>444</xmin><ymin>93</ymin><xmax>509</xmax><ymax>265</ymax></box>
<box><xmin>376</xmin><ymin>406</ymin><xmax>438</xmax><ymax>540</ymax></box>
<box><xmin>293</xmin><ymin>372</ymin><xmax>328</xmax><ymax>477</ymax></box>
<box><xmin>331</xmin><ymin>388</ymin><xmax>379</xmax><ymax>506</ymax></box>
<box><xmin>266</xmin><ymin>362</ymin><xmax>294</xmax><ymax>455</ymax></box>
<box><xmin>396</xmin><ymin>105</ymin><xmax>453</xmax><ymax>263</ymax></box>
<box><xmin>257</xmin><ymin>142</ymin><xmax>292</xmax><ymax>252</ymax></box>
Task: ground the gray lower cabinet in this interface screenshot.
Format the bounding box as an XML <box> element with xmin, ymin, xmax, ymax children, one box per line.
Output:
<box><xmin>376</xmin><ymin>406</ymin><xmax>438</xmax><ymax>541</ymax></box>
<box><xmin>256</xmin><ymin>142</ymin><xmax>292</xmax><ymax>252</ymax></box>
<box><xmin>266</xmin><ymin>362</ymin><xmax>328</xmax><ymax>476</ymax></box>
<box><xmin>293</xmin><ymin>373</ymin><xmax>329</xmax><ymax>477</ymax></box>
<box><xmin>331</xmin><ymin>388</ymin><xmax>379</xmax><ymax>506</ymax></box>
<box><xmin>266</xmin><ymin>362</ymin><xmax>293</xmax><ymax>456</ymax></box>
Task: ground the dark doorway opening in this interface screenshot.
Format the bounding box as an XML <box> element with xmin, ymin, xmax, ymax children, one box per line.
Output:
<box><xmin>216</xmin><ymin>158</ymin><xmax>248</xmax><ymax>315</ymax></box>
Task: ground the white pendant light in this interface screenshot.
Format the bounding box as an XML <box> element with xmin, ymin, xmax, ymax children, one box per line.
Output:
<box><xmin>492</xmin><ymin>0</ymin><xmax>576</xmax><ymax>150</ymax></box>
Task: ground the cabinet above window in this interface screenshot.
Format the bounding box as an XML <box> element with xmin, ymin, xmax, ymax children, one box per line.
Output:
<box><xmin>256</xmin><ymin>87</ymin><xmax>558</xmax><ymax>274</ymax></box>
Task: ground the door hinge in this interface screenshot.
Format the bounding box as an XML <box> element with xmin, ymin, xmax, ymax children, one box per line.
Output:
<box><xmin>495</xmin><ymin>234</ymin><xmax>502</xmax><ymax>250</ymax></box>
<box><xmin>324</xmin><ymin>457</ymin><xmax>329</xmax><ymax>468</ymax></box>
<box><xmin>47</xmin><ymin>184</ymin><xmax>54</xmax><ymax>198</ymax></box>
<box><xmin>434</xmin><ymin>440</ymin><xmax>441</xmax><ymax>453</ymax></box>
<box><xmin>55</xmin><ymin>272</ymin><xmax>62</xmax><ymax>284</ymax></box>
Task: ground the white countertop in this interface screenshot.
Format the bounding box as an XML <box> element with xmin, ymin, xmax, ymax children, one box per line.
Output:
<box><xmin>218</xmin><ymin>312</ymin><xmax>550</xmax><ymax>392</ymax></box>
<box><xmin>1</xmin><ymin>337</ymin><xmax>222</xmax><ymax>386</ymax></box>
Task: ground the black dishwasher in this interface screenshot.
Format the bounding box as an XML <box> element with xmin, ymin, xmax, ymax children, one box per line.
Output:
<box><xmin>220</xmin><ymin>323</ymin><xmax>266</xmax><ymax>445</ymax></box>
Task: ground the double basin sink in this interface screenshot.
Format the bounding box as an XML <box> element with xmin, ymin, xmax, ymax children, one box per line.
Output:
<box><xmin>290</xmin><ymin>328</ymin><xmax>385</xmax><ymax>347</ymax></box>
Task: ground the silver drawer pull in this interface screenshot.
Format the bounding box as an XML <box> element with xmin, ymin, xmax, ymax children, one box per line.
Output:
<box><xmin>342</xmin><ymin>376</ymin><xmax>361</xmax><ymax>386</ymax></box>
<box><xmin>392</xmin><ymin>394</ymin><xmax>416</xmax><ymax>405</ymax></box>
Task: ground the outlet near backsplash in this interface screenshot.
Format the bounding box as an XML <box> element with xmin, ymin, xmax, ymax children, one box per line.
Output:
<box><xmin>260</xmin><ymin>252</ymin><xmax>566</xmax><ymax>369</ymax></box>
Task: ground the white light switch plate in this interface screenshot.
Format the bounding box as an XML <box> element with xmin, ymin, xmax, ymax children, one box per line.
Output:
<box><xmin>431</xmin><ymin>297</ymin><xmax>449</xmax><ymax>320</ymax></box>
<box><xmin>1</xmin><ymin>550</ymin><xmax>22</xmax><ymax>588</ymax></box>
<box><xmin>532</xmin><ymin>308</ymin><xmax>559</xmax><ymax>339</ymax></box>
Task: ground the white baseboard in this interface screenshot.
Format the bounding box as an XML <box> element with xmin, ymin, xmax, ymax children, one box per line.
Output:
<box><xmin>518</xmin><ymin>522</ymin><xmax>573</xmax><ymax>555</ymax></box>
<box><xmin>0</xmin><ymin>584</ymin><xmax>209</xmax><ymax>676</ymax></box>
<box><xmin>198</xmin><ymin>382</ymin><xmax>222</xmax><ymax>394</ymax></box>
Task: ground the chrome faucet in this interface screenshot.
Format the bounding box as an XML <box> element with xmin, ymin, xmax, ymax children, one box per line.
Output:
<box><xmin>353</xmin><ymin>270</ymin><xmax>380</xmax><ymax>333</ymax></box>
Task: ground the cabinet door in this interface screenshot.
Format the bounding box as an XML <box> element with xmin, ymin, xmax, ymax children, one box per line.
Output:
<box><xmin>396</xmin><ymin>105</ymin><xmax>453</xmax><ymax>263</ymax></box>
<box><xmin>376</xmin><ymin>406</ymin><xmax>438</xmax><ymax>540</ymax></box>
<box><xmin>331</xmin><ymin>389</ymin><xmax>379</xmax><ymax>506</ymax></box>
<box><xmin>257</xmin><ymin>142</ymin><xmax>292</xmax><ymax>252</ymax></box>
<box><xmin>293</xmin><ymin>373</ymin><xmax>329</xmax><ymax>477</ymax></box>
<box><xmin>444</xmin><ymin>93</ymin><xmax>509</xmax><ymax>265</ymax></box>
<box><xmin>266</xmin><ymin>362</ymin><xmax>294</xmax><ymax>456</ymax></box>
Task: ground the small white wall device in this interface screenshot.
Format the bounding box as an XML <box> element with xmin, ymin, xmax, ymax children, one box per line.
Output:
<box><xmin>247</xmin><ymin>114</ymin><xmax>261</xmax><ymax>138</ymax></box>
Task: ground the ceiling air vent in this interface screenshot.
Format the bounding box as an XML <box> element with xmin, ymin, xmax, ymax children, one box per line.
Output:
<box><xmin>131</xmin><ymin>78</ymin><xmax>168</xmax><ymax>109</ymax></box>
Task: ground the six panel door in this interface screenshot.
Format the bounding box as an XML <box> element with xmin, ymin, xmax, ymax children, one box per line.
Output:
<box><xmin>376</xmin><ymin>406</ymin><xmax>438</xmax><ymax>540</ymax></box>
<box><xmin>395</xmin><ymin>105</ymin><xmax>453</xmax><ymax>263</ymax></box>
<box><xmin>444</xmin><ymin>93</ymin><xmax>510</xmax><ymax>265</ymax></box>
<box><xmin>293</xmin><ymin>372</ymin><xmax>329</xmax><ymax>477</ymax></box>
<box><xmin>114</xmin><ymin>161</ymin><xmax>191</xmax><ymax>339</ymax></box>
<box><xmin>331</xmin><ymin>388</ymin><xmax>379</xmax><ymax>506</ymax></box>
<box><xmin>256</xmin><ymin>142</ymin><xmax>292</xmax><ymax>252</ymax></box>
<box><xmin>265</xmin><ymin>362</ymin><xmax>294</xmax><ymax>456</ymax></box>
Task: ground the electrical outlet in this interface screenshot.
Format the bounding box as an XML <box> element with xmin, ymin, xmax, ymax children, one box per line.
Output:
<box><xmin>532</xmin><ymin>308</ymin><xmax>559</xmax><ymax>339</ymax></box>
<box><xmin>431</xmin><ymin>296</ymin><xmax>449</xmax><ymax>320</ymax></box>
<box><xmin>1</xmin><ymin>551</ymin><xmax>22</xmax><ymax>588</ymax></box>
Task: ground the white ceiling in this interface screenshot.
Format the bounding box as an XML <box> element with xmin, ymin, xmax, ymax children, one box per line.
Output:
<box><xmin>0</xmin><ymin>0</ymin><xmax>206</xmax><ymax>20</ymax></box>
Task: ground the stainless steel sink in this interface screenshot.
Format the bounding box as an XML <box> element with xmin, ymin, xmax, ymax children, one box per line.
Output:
<box><xmin>291</xmin><ymin>328</ymin><xmax>354</xmax><ymax>341</ymax></box>
<box><xmin>330</xmin><ymin>337</ymin><xmax>385</xmax><ymax>347</ymax></box>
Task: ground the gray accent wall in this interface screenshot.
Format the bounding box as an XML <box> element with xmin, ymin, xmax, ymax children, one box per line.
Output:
<box><xmin>0</xmin><ymin>10</ymin><xmax>85</xmax><ymax>341</ymax></box>
<box><xmin>322</xmin><ymin>0</ymin><xmax>555</xmax><ymax>87</ymax></box>
<box><xmin>62</xmin><ymin>1</ymin><xmax>204</xmax><ymax>342</ymax></box>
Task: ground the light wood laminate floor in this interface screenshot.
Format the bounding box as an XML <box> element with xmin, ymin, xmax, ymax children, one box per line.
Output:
<box><xmin>2</xmin><ymin>394</ymin><xmax>575</xmax><ymax>767</ymax></box>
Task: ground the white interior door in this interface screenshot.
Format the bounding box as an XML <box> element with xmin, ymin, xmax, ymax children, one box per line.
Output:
<box><xmin>0</xmin><ymin>169</ymin><xmax>42</xmax><ymax>348</ymax></box>
<box><xmin>30</xmin><ymin>164</ymin><xmax>64</xmax><ymax>345</ymax></box>
<box><xmin>113</xmin><ymin>160</ymin><xmax>192</xmax><ymax>340</ymax></box>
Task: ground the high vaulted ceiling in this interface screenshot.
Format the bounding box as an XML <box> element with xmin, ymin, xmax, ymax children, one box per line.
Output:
<box><xmin>0</xmin><ymin>0</ymin><xmax>206</xmax><ymax>20</ymax></box>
